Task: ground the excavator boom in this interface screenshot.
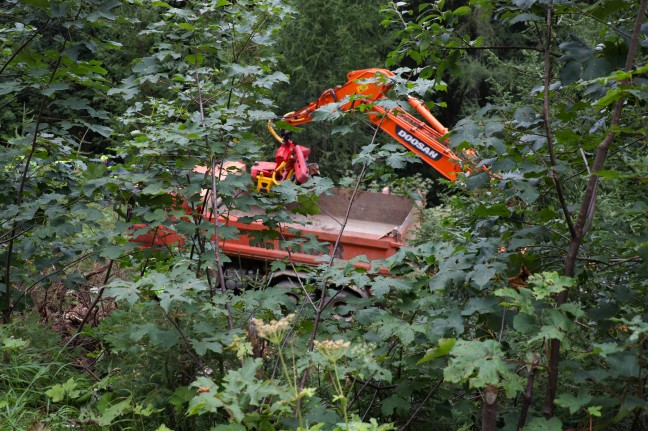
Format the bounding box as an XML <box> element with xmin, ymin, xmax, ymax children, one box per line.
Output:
<box><xmin>282</xmin><ymin>68</ymin><xmax>396</xmax><ymax>125</ymax></box>
<box><xmin>278</xmin><ymin>68</ymin><xmax>464</xmax><ymax>181</ymax></box>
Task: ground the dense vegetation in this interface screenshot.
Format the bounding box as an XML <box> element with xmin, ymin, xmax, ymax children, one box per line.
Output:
<box><xmin>1</xmin><ymin>0</ymin><xmax>646</xmax><ymax>430</ymax></box>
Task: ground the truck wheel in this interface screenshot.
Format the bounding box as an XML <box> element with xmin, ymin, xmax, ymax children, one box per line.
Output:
<box><xmin>274</xmin><ymin>279</ymin><xmax>300</xmax><ymax>307</ymax></box>
<box><xmin>323</xmin><ymin>289</ymin><xmax>360</xmax><ymax>321</ymax></box>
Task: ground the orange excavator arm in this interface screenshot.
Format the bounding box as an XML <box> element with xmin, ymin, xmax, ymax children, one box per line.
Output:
<box><xmin>276</xmin><ymin>68</ymin><xmax>465</xmax><ymax>181</ymax></box>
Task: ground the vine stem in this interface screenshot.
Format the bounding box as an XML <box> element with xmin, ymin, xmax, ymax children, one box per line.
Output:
<box><xmin>210</xmin><ymin>155</ymin><xmax>234</xmax><ymax>331</ymax></box>
<box><xmin>162</xmin><ymin>308</ymin><xmax>206</xmax><ymax>370</ymax></box>
<box><xmin>277</xmin><ymin>345</ymin><xmax>303</xmax><ymax>427</ymax></box>
<box><xmin>332</xmin><ymin>365</ymin><xmax>350</xmax><ymax>428</ymax></box>
<box><xmin>75</xmin><ymin>260</ymin><xmax>114</xmax><ymax>335</ymax></box>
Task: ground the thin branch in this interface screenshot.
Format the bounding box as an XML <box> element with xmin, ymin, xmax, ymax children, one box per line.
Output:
<box><xmin>83</xmin><ymin>262</ymin><xmax>112</xmax><ymax>280</ymax></box>
<box><xmin>352</xmin><ymin>380</ymin><xmax>397</xmax><ymax>391</ymax></box>
<box><xmin>320</xmin><ymin>115</ymin><xmax>388</xmax><ymax>315</ymax></box>
<box><xmin>518</xmin><ymin>354</ymin><xmax>541</xmax><ymax>430</ymax></box>
<box><xmin>210</xmin><ymin>156</ymin><xmax>234</xmax><ymax>331</ymax></box>
<box><xmin>389</xmin><ymin>1</ymin><xmax>408</xmax><ymax>27</ymax></box>
<box><xmin>75</xmin><ymin>203</ymin><xmax>135</xmax><ymax>334</ymax></box>
<box><xmin>3</xmin><ymin>37</ymin><xmax>67</xmax><ymax>322</ymax></box>
<box><xmin>567</xmin><ymin>10</ymin><xmax>631</xmax><ymax>39</ymax></box>
<box><xmin>0</xmin><ymin>224</ymin><xmax>37</xmax><ymax>245</ymax></box>
<box><xmin>0</xmin><ymin>19</ymin><xmax>51</xmax><ymax>77</ymax></box>
<box><xmin>258</xmin><ymin>300</ymin><xmax>308</xmax><ymax>413</ymax></box>
<box><xmin>399</xmin><ymin>379</ymin><xmax>444</xmax><ymax>431</ymax></box>
<box><xmin>498</xmin><ymin>307</ymin><xmax>507</xmax><ymax>343</ymax></box>
<box><xmin>576</xmin><ymin>255</ymin><xmax>642</xmax><ymax>267</ymax></box>
<box><xmin>75</xmin><ymin>260</ymin><xmax>114</xmax><ymax>335</ymax></box>
<box><xmin>361</xmin><ymin>389</ymin><xmax>379</xmax><ymax>421</ymax></box>
<box><xmin>541</xmin><ymin>2</ymin><xmax>576</xmax><ymax>239</ymax></box>
<box><xmin>162</xmin><ymin>307</ymin><xmax>206</xmax><ymax>370</ymax></box>
<box><xmin>277</xmin><ymin>229</ymin><xmax>318</xmax><ymax>312</ymax></box>
<box><xmin>565</xmin><ymin>0</ymin><xmax>648</xmax><ymax>276</ymax></box>
<box><xmin>298</xmin><ymin>115</ymin><xmax>386</xmax><ymax>399</ymax></box>
<box><xmin>451</xmin><ymin>29</ymin><xmax>557</xmax><ymax>56</ymax></box>
<box><xmin>10</xmin><ymin>252</ymin><xmax>94</xmax><ymax>309</ymax></box>
<box><xmin>193</xmin><ymin>65</ymin><xmax>235</xmax><ymax>331</ymax></box>
<box><xmin>348</xmin><ymin>339</ymin><xmax>401</xmax><ymax>410</ymax></box>
<box><xmin>447</xmin><ymin>45</ymin><xmax>559</xmax><ymax>56</ymax></box>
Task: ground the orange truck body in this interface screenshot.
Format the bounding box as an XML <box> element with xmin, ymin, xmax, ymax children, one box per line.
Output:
<box><xmin>134</xmin><ymin>187</ymin><xmax>419</xmax><ymax>270</ymax></box>
<box><xmin>216</xmin><ymin>188</ymin><xmax>418</xmax><ymax>267</ymax></box>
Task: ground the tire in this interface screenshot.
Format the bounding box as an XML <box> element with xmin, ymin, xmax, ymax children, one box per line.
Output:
<box><xmin>274</xmin><ymin>279</ymin><xmax>301</xmax><ymax>307</ymax></box>
<box><xmin>323</xmin><ymin>289</ymin><xmax>360</xmax><ymax>321</ymax></box>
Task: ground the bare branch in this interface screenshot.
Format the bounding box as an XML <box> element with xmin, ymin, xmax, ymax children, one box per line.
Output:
<box><xmin>0</xmin><ymin>19</ymin><xmax>51</xmax><ymax>77</ymax></box>
<box><xmin>298</xmin><ymin>114</ymin><xmax>387</xmax><ymax>398</ymax></box>
<box><xmin>541</xmin><ymin>2</ymin><xmax>577</xmax><ymax>239</ymax></box>
<box><xmin>399</xmin><ymin>379</ymin><xmax>444</xmax><ymax>431</ymax></box>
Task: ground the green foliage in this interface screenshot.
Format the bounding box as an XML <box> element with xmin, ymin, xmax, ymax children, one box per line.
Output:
<box><xmin>188</xmin><ymin>359</ymin><xmax>292</xmax><ymax>423</ymax></box>
<box><xmin>375</xmin><ymin>0</ymin><xmax>647</xmax><ymax>428</ymax></box>
<box><xmin>444</xmin><ymin>339</ymin><xmax>523</xmax><ymax>397</ymax></box>
<box><xmin>273</xmin><ymin>0</ymin><xmax>393</xmax><ymax>180</ymax></box>
<box><xmin>1</xmin><ymin>0</ymin><xmax>646</xmax><ymax>430</ymax></box>
<box><xmin>0</xmin><ymin>315</ymin><xmax>154</xmax><ymax>430</ymax></box>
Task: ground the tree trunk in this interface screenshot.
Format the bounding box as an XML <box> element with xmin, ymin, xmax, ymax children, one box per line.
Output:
<box><xmin>482</xmin><ymin>385</ymin><xmax>498</xmax><ymax>431</ymax></box>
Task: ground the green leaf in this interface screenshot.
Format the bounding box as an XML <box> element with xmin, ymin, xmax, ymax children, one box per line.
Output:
<box><xmin>560</xmin><ymin>61</ymin><xmax>582</xmax><ymax>85</ymax></box>
<box><xmin>555</xmin><ymin>389</ymin><xmax>592</xmax><ymax>414</ymax></box>
<box><xmin>461</xmin><ymin>297</ymin><xmax>500</xmax><ymax>316</ymax></box>
<box><xmin>513</xmin><ymin>107</ymin><xmax>540</xmax><ymax>128</ymax></box>
<box><xmin>508</xmin><ymin>13</ymin><xmax>542</xmax><ymax>24</ymax></box>
<box><xmin>528</xmin><ymin>272</ymin><xmax>574</xmax><ymax>300</ymax></box>
<box><xmin>22</xmin><ymin>0</ymin><xmax>51</xmax><ymax>9</ymax></box>
<box><xmin>212</xmin><ymin>424</ymin><xmax>246</xmax><ymax>431</ymax></box>
<box><xmin>100</xmin><ymin>244</ymin><xmax>123</xmax><ymax>260</ymax></box>
<box><xmin>45</xmin><ymin>386</ymin><xmax>67</xmax><ymax>404</ymax></box>
<box><xmin>157</xmin><ymin>282</ymin><xmax>195</xmax><ymax>312</ymax></box>
<box><xmin>592</xmin><ymin>342</ymin><xmax>623</xmax><ymax>358</ymax></box>
<box><xmin>191</xmin><ymin>337</ymin><xmax>223</xmax><ymax>356</ymax></box>
<box><xmin>467</xmin><ymin>263</ymin><xmax>497</xmax><ymax>289</ymax></box>
<box><xmin>311</xmin><ymin>103</ymin><xmax>345</xmax><ymax>122</ymax></box>
<box><xmin>522</xmin><ymin>417</ymin><xmax>562</xmax><ymax>431</ymax></box>
<box><xmin>45</xmin><ymin>378</ymin><xmax>82</xmax><ymax>402</ymax></box>
<box><xmin>587</xmin><ymin>406</ymin><xmax>602</xmax><ymax>417</ymax></box>
<box><xmin>474</xmin><ymin>204</ymin><xmax>511</xmax><ymax>217</ymax></box>
<box><xmin>2</xmin><ymin>337</ymin><xmax>29</xmax><ymax>350</ymax></box>
<box><xmin>606</xmin><ymin>352</ymin><xmax>640</xmax><ymax>378</ymax></box>
<box><xmin>177</xmin><ymin>23</ymin><xmax>195</xmax><ymax>30</ymax></box>
<box><xmin>186</xmin><ymin>54</ymin><xmax>204</xmax><ymax>66</ymax></box>
<box><xmin>588</xmin><ymin>0</ymin><xmax>626</xmax><ymax>19</ymax></box>
<box><xmin>528</xmin><ymin>325</ymin><xmax>565</xmax><ymax>344</ymax></box>
<box><xmin>41</xmin><ymin>81</ymin><xmax>69</xmax><ymax>96</ymax></box>
<box><xmin>381</xmin><ymin>393</ymin><xmax>408</xmax><ymax>417</ymax></box>
<box><xmin>444</xmin><ymin>339</ymin><xmax>522</xmax><ymax>396</ymax></box>
<box><xmin>418</xmin><ymin>338</ymin><xmax>456</xmax><ymax>364</ymax></box>
<box><xmin>98</xmin><ymin>397</ymin><xmax>133</xmax><ymax>426</ymax></box>
<box><xmin>453</xmin><ymin>6</ymin><xmax>471</xmax><ymax>16</ymax></box>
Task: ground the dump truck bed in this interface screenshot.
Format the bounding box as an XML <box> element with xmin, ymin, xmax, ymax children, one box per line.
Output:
<box><xmin>219</xmin><ymin>188</ymin><xmax>418</xmax><ymax>266</ymax></box>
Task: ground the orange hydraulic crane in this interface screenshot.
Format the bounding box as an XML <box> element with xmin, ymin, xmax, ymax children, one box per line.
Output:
<box><xmin>251</xmin><ymin>68</ymin><xmax>467</xmax><ymax>192</ymax></box>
